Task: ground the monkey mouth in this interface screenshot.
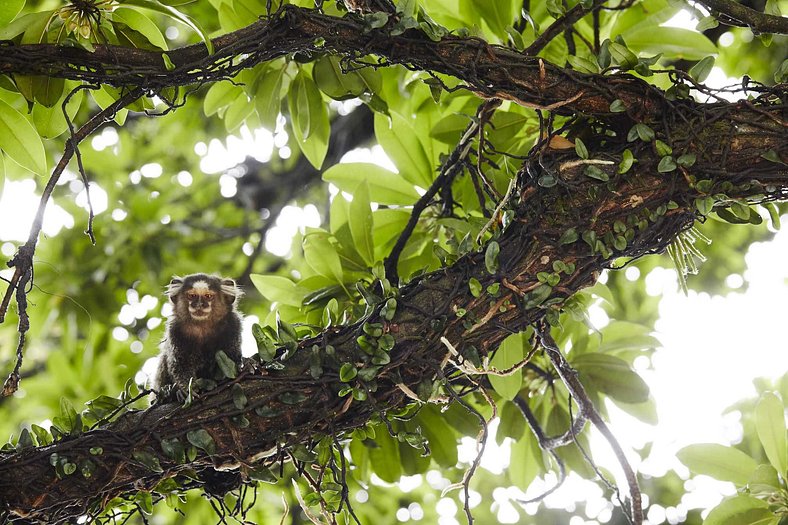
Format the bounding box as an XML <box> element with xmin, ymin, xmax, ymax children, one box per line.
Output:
<box><xmin>189</xmin><ymin>309</ymin><xmax>211</xmax><ymax>321</ymax></box>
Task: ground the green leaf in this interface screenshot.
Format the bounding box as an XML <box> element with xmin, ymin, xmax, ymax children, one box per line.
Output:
<box><xmin>0</xmin><ymin>99</ymin><xmax>47</xmax><ymax>176</ymax></box>
<box><xmin>288</xmin><ymin>71</ymin><xmax>329</xmax><ymax>169</ymax></box>
<box><xmin>313</xmin><ymin>55</ymin><xmax>367</xmax><ymax>100</ymax></box>
<box><xmin>762</xmin><ymin>203</ymin><xmax>781</xmax><ymax>230</ymax></box>
<box><xmin>585</xmin><ymin>165</ymin><xmax>609</xmax><ymax>181</ymax></box>
<box><xmin>418</xmin><ymin>406</ymin><xmax>459</xmax><ymax>468</ymax></box>
<box><xmin>160</xmin><ymin>437</ymin><xmax>186</xmax><ymax>464</ymax></box>
<box><xmin>323</xmin><ymin>162</ymin><xmax>420</xmax><ymax>206</ymax></box>
<box><xmin>112</xmin><ymin>7</ymin><xmax>168</xmax><ymax>50</ymax></box>
<box><xmin>703</xmin><ymin>495</ymin><xmax>774</xmax><ymax>525</ymax></box>
<box><xmin>468</xmin><ymin>277</ymin><xmax>482</xmax><ymax>297</ymax></box>
<box><xmin>608</xmin><ymin>41</ymin><xmax>638</xmax><ymax>69</ymax></box>
<box><xmin>374</xmin><ymin>112</ymin><xmax>432</xmax><ymax>189</ymax></box>
<box><xmin>558</xmin><ymin>228</ymin><xmax>579</xmax><ymax>245</ymax></box>
<box><xmin>619</xmin><ymin>149</ymin><xmax>635</xmax><ymax>173</ymax></box>
<box><xmin>215</xmin><ymin>350</ymin><xmax>237</xmax><ymax>379</ymax></box>
<box><xmin>489</xmin><ymin>332</ymin><xmax>527</xmax><ymax>400</ymax></box>
<box><xmin>677</xmin><ymin>443</ymin><xmax>758</xmax><ymax>485</ymax></box>
<box><xmin>658</xmin><ymin>156</ymin><xmax>677</xmax><ymax>172</ymax></box>
<box><xmin>32</xmin><ymin>83</ymin><xmax>84</xmax><ymax>139</ymax></box>
<box><xmin>690</xmin><ymin>56</ymin><xmax>715</xmax><ymax>83</ymax></box>
<box><xmin>186</xmin><ymin>429</ymin><xmax>216</xmax><ymax>455</ymax></box>
<box><xmin>755</xmin><ymin>392</ymin><xmax>787</xmax><ymax>475</ymax></box>
<box><xmin>567</xmin><ymin>55</ymin><xmax>600</xmax><ymax>74</ymax></box>
<box><xmin>575</xmin><ymin>138</ymin><xmax>589</xmax><ymax>160</ymax></box>
<box><xmin>133</xmin><ymin>449</ymin><xmax>164</xmax><ymax>473</ymax></box>
<box><xmin>250</xmin><ymin>274</ymin><xmax>309</xmax><ymax>307</ymax></box>
<box><xmin>625</xmin><ymin>27</ymin><xmax>718</xmax><ymax>61</ymax></box>
<box><xmin>469</xmin><ymin>0</ymin><xmax>516</xmax><ymax>35</ymax></box>
<box><xmin>232</xmin><ymin>384</ymin><xmax>247</xmax><ymax>409</ymax></box>
<box><xmin>628</xmin><ymin>123</ymin><xmax>655</xmax><ymax>142</ymax></box>
<box><xmin>368</xmin><ymin>429</ymin><xmax>402</xmax><ymax>483</ymax></box>
<box><xmin>349</xmin><ymin>181</ymin><xmax>375</xmax><ymax>265</ymax></box>
<box><xmin>610</xmin><ymin>99</ymin><xmax>626</xmax><ymax>113</ymax></box>
<box><xmin>485</xmin><ymin>241</ymin><xmax>500</xmax><ymax>274</ymax></box>
<box><xmin>303</xmin><ymin>231</ymin><xmax>344</xmax><ymax>284</ymax></box>
<box><xmin>339</xmin><ymin>363</ymin><xmax>358</xmax><ymax>382</ymax></box>
<box><xmin>120</xmin><ymin>0</ymin><xmax>213</xmax><ymax>53</ymax></box>
<box><xmin>0</xmin><ymin>0</ymin><xmax>24</xmax><ymax>26</ymax></box>
<box><xmin>255</xmin><ymin>61</ymin><xmax>286</xmax><ymax>130</ymax></box>
<box><xmin>572</xmin><ymin>353</ymin><xmax>649</xmax><ymax>403</ymax></box>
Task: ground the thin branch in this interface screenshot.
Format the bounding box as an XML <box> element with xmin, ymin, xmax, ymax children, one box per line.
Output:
<box><xmin>0</xmin><ymin>86</ymin><xmax>144</xmax><ymax>396</ymax></box>
<box><xmin>524</xmin><ymin>0</ymin><xmax>608</xmax><ymax>56</ymax></box>
<box><xmin>535</xmin><ymin>323</ymin><xmax>643</xmax><ymax>525</ymax></box>
<box><xmin>692</xmin><ymin>0</ymin><xmax>788</xmax><ymax>34</ymax></box>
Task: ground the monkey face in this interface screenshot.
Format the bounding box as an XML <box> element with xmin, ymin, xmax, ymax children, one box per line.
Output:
<box><xmin>167</xmin><ymin>274</ymin><xmax>242</xmax><ymax>325</ymax></box>
<box><xmin>184</xmin><ymin>281</ymin><xmax>217</xmax><ymax>321</ymax></box>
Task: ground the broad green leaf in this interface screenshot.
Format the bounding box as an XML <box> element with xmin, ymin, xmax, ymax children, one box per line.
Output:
<box><xmin>489</xmin><ymin>332</ymin><xmax>527</xmax><ymax>400</ymax></box>
<box><xmin>509</xmin><ymin>432</ymin><xmax>543</xmax><ymax>490</ymax></box>
<box><xmin>677</xmin><ymin>443</ymin><xmax>758</xmax><ymax>485</ymax></box>
<box><xmin>303</xmin><ymin>231</ymin><xmax>344</xmax><ymax>285</ymax></box>
<box><xmin>0</xmin><ymin>11</ymin><xmax>48</xmax><ymax>41</ymax></box>
<box><xmin>690</xmin><ymin>56</ymin><xmax>715</xmax><ymax>83</ymax></box>
<box><xmin>313</xmin><ymin>55</ymin><xmax>366</xmax><ymax>100</ymax></box>
<box><xmin>250</xmin><ymin>274</ymin><xmax>309</xmax><ymax>307</ymax></box>
<box><xmin>120</xmin><ymin>0</ymin><xmax>213</xmax><ymax>53</ymax></box>
<box><xmin>112</xmin><ymin>7</ymin><xmax>168</xmax><ymax>50</ymax></box>
<box><xmin>255</xmin><ymin>61</ymin><xmax>286</xmax><ymax>130</ymax></box>
<box><xmin>572</xmin><ymin>353</ymin><xmax>650</xmax><ymax>403</ymax></box>
<box><xmin>625</xmin><ymin>27</ymin><xmax>717</xmax><ymax>61</ymax></box>
<box><xmin>215</xmin><ymin>350</ymin><xmax>237</xmax><ymax>379</ymax></box>
<box><xmin>612</xmin><ymin>396</ymin><xmax>659</xmax><ymax>425</ymax></box>
<box><xmin>323</xmin><ymin>163</ymin><xmax>420</xmax><ymax>206</ymax></box>
<box><xmin>348</xmin><ymin>182</ymin><xmax>375</xmax><ymax>266</ymax></box>
<box><xmin>0</xmin><ymin>0</ymin><xmax>24</xmax><ymax>26</ymax></box>
<box><xmin>374</xmin><ymin>112</ymin><xmax>432</xmax><ymax>189</ymax></box>
<box><xmin>0</xmin><ymin>99</ymin><xmax>47</xmax><ymax>176</ymax></box>
<box><xmin>418</xmin><ymin>405</ymin><xmax>459</xmax><ymax>468</ymax></box>
<box><xmin>288</xmin><ymin>71</ymin><xmax>329</xmax><ymax>169</ymax></box>
<box><xmin>203</xmin><ymin>81</ymin><xmax>243</xmax><ymax>117</ymax></box>
<box><xmin>703</xmin><ymin>495</ymin><xmax>775</xmax><ymax>525</ymax></box>
<box><xmin>186</xmin><ymin>429</ymin><xmax>217</xmax><ymax>455</ymax></box>
<box><xmin>368</xmin><ymin>429</ymin><xmax>402</xmax><ymax>482</ymax></box>
<box><xmin>469</xmin><ymin>0</ymin><xmax>516</xmax><ymax>36</ymax></box>
<box><xmin>32</xmin><ymin>82</ymin><xmax>84</xmax><ymax>139</ymax></box>
<box><xmin>755</xmin><ymin>392</ymin><xmax>787</xmax><ymax>475</ymax></box>
<box><xmin>496</xmin><ymin>400</ymin><xmax>526</xmax><ymax>444</ymax></box>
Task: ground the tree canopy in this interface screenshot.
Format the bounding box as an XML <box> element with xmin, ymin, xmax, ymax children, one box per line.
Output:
<box><xmin>0</xmin><ymin>0</ymin><xmax>785</xmax><ymax>524</ymax></box>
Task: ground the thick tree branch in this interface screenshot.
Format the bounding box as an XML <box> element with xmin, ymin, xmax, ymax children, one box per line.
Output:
<box><xmin>0</xmin><ymin>103</ymin><xmax>785</xmax><ymax>520</ymax></box>
<box><xmin>692</xmin><ymin>0</ymin><xmax>788</xmax><ymax>34</ymax></box>
<box><xmin>0</xmin><ymin>6</ymin><xmax>667</xmax><ymax>120</ymax></box>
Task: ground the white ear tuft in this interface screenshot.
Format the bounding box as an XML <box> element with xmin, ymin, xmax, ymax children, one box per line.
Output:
<box><xmin>166</xmin><ymin>276</ymin><xmax>184</xmax><ymax>301</ymax></box>
<box><xmin>220</xmin><ymin>278</ymin><xmax>243</xmax><ymax>303</ymax></box>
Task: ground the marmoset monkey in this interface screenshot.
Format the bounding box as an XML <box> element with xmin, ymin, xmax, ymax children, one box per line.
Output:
<box><xmin>152</xmin><ymin>273</ymin><xmax>243</xmax><ymax>402</ymax></box>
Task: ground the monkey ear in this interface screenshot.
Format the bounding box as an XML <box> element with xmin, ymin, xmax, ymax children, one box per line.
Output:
<box><xmin>166</xmin><ymin>277</ymin><xmax>184</xmax><ymax>302</ymax></box>
<box><xmin>220</xmin><ymin>278</ymin><xmax>243</xmax><ymax>304</ymax></box>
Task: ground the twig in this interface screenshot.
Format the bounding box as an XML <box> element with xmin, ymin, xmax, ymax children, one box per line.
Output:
<box><xmin>0</xmin><ymin>86</ymin><xmax>144</xmax><ymax>396</ymax></box>
<box><xmin>524</xmin><ymin>0</ymin><xmax>608</xmax><ymax>56</ymax></box>
<box><xmin>535</xmin><ymin>323</ymin><xmax>643</xmax><ymax>525</ymax></box>
<box><xmin>384</xmin><ymin>100</ymin><xmax>500</xmax><ymax>285</ymax></box>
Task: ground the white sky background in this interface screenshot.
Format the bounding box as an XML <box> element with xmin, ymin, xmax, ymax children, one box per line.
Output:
<box><xmin>0</xmin><ymin>8</ymin><xmax>785</xmax><ymax>524</ymax></box>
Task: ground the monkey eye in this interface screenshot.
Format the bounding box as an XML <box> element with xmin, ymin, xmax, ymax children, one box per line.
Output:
<box><xmin>204</xmin><ymin>292</ymin><xmax>214</xmax><ymax>300</ymax></box>
<box><xmin>186</xmin><ymin>292</ymin><xmax>198</xmax><ymax>300</ymax></box>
